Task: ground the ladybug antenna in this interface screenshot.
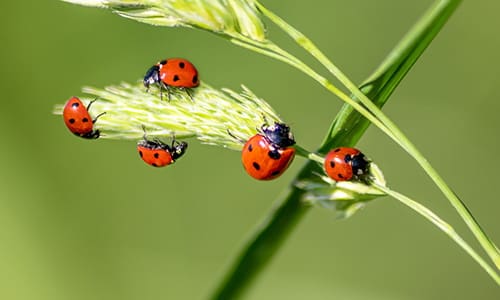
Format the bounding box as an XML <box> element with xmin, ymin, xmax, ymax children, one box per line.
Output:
<box><xmin>227</xmin><ymin>129</ymin><xmax>246</xmax><ymax>144</ymax></box>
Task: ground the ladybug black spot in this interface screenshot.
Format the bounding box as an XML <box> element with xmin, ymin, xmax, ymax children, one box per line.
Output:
<box><xmin>152</xmin><ymin>163</ymin><xmax>158</xmax><ymax>167</ymax></box>
<box><xmin>334</xmin><ymin>148</ymin><xmax>341</xmax><ymax>152</ymax></box>
<box><xmin>271</xmin><ymin>170</ymin><xmax>281</xmax><ymax>176</ymax></box>
<box><xmin>344</xmin><ymin>154</ymin><xmax>352</xmax><ymax>163</ymax></box>
<box><xmin>173</xmin><ymin>75</ymin><xmax>180</xmax><ymax>82</ymax></box>
<box><xmin>69</xmin><ymin>118</ymin><xmax>76</xmax><ymax>124</ymax></box>
<box><xmin>160</xmin><ymin>60</ymin><xmax>167</xmax><ymax>65</ymax></box>
<box><xmin>329</xmin><ymin>161</ymin><xmax>335</xmax><ymax>168</ymax></box>
<box><xmin>268</xmin><ymin>150</ymin><xmax>281</xmax><ymax>160</ymax></box>
<box><xmin>154</xmin><ymin>153</ymin><xmax>160</xmax><ymax>159</ymax></box>
<box><xmin>192</xmin><ymin>75</ymin><xmax>198</xmax><ymax>84</ymax></box>
<box><xmin>139</xmin><ymin>151</ymin><xmax>143</xmax><ymax>157</ymax></box>
<box><xmin>252</xmin><ymin>162</ymin><xmax>261</xmax><ymax>170</ymax></box>
<box><xmin>248</xmin><ymin>144</ymin><xmax>253</xmax><ymax>152</ymax></box>
<box><xmin>82</xmin><ymin>117</ymin><xmax>89</xmax><ymax>123</ymax></box>
<box><xmin>338</xmin><ymin>173</ymin><xmax>345</xmax><ymax>179</ymax></box>
<box><xmin>71</xmin><ymin>102</ymin><xmax>80</xmax><ymax>108</ymax></box>
<box><xmin>179</xmin><ymin>62</ymin><xmax>185</xmax><ymax>68</ymax></box>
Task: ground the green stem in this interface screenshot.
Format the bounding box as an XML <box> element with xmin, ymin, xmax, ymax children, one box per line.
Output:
<box><xmin>257</xmin><ymin>0</ymin><xmax>500</xmax><ymax>269</ymax></box>
<box><xmin>209</xmin><ymin>48</ymin><xmax>392</xmax><ymax>299</ymax></box>
<box><xmin>294</xmin><ymin>145</ymin><xmax>324</xmax><ymax>164</ymax></box>
<box><xmin>211</xmin><ymin>186</ymin><xmax>312</xmax><ymax>299</ymax></box>
<box><xmin>373</xmin><ymin>184</ymin><xmax>500</xmax><ymax>284</ymax></box>
<box><xmin>211</xmin><ymin>1</ymin><xmax>494</xmax><ymax>298</ymax></box>
<box><xmin>231</xmin><ymin>38</ymin><xmax>411</xmax><ymax>154</ymax></box>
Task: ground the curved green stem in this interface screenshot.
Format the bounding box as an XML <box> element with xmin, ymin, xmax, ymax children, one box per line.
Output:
<box><xmin>211</xmin><ymin>1</ymin><xmax>496</xmax><ymax>298</ymax></box>
<box><xmin>294</xmin><ymin>145</ymin><xmax>324</xmax><ymax>164</ymax></box>
<box><xmin>231</xmin><ymin>38</ymin><xmax>411</xmax><ymax>154</ymax></box>
<box><xmin>256</xmin><ymin>0</ymin><xmax>500</xmax><ymax>269</ymax></box>
<box><xmin>373</xmin><ymin>183</ymin><xmax>500</xmax><ymax>284</ymax></box>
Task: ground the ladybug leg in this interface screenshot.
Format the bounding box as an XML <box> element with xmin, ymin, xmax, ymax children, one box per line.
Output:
<box><xmin>165</xmin><ymin>85</ymin><xmax>172</xmax><ymax>102</ymax></box>
<box><xmin>90</xmin><ymin>129</ymin><xmax>101</xmax><ymax>139</ymax></box>
<box><xmin>86</xmin><ymin>98</ymin><xmax>99</xmax><ymax>110</ymax></box>
<box><xmin>169</xmin><ymin>133</ymin><xmax>178</xmax><ymax>148</ymax></box>
<box><xmin>260</xmin><ymin>113</ymin><xmax>270</xmax><ymax>126</ymax></box>
<box><xmin>158</xmin><ymin>83</ymin><xmax>164</xmax><ymax>101</ymax></box>
<box><xmin>170</xmin><ymin>135</ymin><xmax>187</xmax><ymax>150</ymax></box>
<box><xmin>257</xmin><ymin>114</ymin><xmax>273</xmax><ymax>134</ymax></box>
<box><xmin>227</xmin><ymin>129</ymin><xmax>246</xmax><ymax>144</ymax></box>
<box><xmin>80</xmin><ymin>129</ymin><xmax>101</xmax><ymax>139</ymax></box>
<box><xmin>92</xmin><ymin>111</ymin><xmax>106</xmax><ymax>123</ymax></box>
<box><xmin>171</xmin><ymin>140</ymin><xmax>181</xmax><ymax>151</ymax></box>
<box><xmin>92</xmin><ymin>112</ymin><xmax>106</xmax><ymax>123</ymax></box>
<box><xmin>86</xmin><ymin>98</ymin><xmax>106</xmax><ymax>124</ymax></box>
<box><xmin>185</xmin><ymin>88</ymin><xmax>194</xmax><ymax>102</ymax></box>
<box><xmin>154</xmin><ymin>82</ymin><xmax>167</xmax><ymax>101</ymax></box>
<box><xmin>171</xmin><ymin>140</ymin><xmax>188</xmax><ymax>161</ymax></box>
<box><xmin>140</xmin><ymin>125</ymin><xmax>149</xmax><ymax>140</ymax></box>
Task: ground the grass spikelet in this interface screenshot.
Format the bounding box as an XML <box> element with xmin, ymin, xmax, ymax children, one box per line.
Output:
<box><xmin>54</xmin><ymin>81</ymin><xmax>284</xmax><ymax>150</ymax></box>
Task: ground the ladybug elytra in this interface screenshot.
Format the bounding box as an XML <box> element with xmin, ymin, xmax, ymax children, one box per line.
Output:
<box><xmin>143</xmin><ymin>58</ymin><xmax>199</xmax><ymax>100</ymax></box>
<box><xmin>62</xmin><ymin>96</ymin><xmax>105</xmax><ymax>139</ymax></box>
<box><xmin>323</xmin><ymin>147</ymin><xmax>369</xmax><ymax>181</ymax></box>
<box><xmin>241</xmin><ymin>122</ymin><xmax>296</xmax><ymax>180</ymax></box>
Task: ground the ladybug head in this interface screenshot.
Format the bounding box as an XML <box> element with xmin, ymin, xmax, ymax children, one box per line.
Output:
<box><xmin>143</xmin><ymin>65</ymin><xmax>160</xmax><ymax>88</ymax></box>
<box><xmin>350</xmin><ymin>152</ymin><xmax>370</xmax><ymax>176</ymax></box>
<box><xmin>78</xmin><ymin>129</ymin><xmax>100</xmax><ymax>139</ymax></box>
<box><xmin>261</xmin><ymin>122</ymin><xmax>295</xmax><ymax>148</ymax></box>
<box><xmin>171</xmin><ymin>141</ymin><xmax>188</xmax><ymax>160</ymax></box>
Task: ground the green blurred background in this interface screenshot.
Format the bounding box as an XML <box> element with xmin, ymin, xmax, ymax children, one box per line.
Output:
<box><xmin>1</xmin><ymin>0</ymin><xmax>499</xmax><ymax>299</ymax></box>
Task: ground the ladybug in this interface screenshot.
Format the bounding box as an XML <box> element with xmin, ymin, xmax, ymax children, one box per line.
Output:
<box><xmin>143</xmin><ymin>58</ymin><xmax>199</xmax><ymax>100</ymax></box>
<box><xmin>137</xmin><ymin>135</ymin><xmax>188</xmax><ymax>167</ymax></box>
<box><xmin>241</xmin><ymin>122</ymin><xmax>296</xmax><ymax>180</ymax></box>
<box><xmin>323</xmin><ymin>147</ymin><xmax>370</xmax><ymax>181</ymax></box>
<box><xmin>62</xmin><ymin>96</ymin><xmax>105</xmax><ymax>139</ymax></box>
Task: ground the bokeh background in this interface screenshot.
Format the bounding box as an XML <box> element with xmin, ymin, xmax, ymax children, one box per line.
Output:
<box><xmin>1</xmin><ymin>0</ymin><xmax>499</xmax><ymax>299</ymax></box>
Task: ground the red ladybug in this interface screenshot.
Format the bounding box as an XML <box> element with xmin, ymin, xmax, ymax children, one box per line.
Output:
<box><xmin>323</xmin><ymin>147</ymin><xmax>370</xmax><ymax>181</ymax></box>
<box><xmin>137</xmin><ymin>136</ymin><xmax>188</xmax><ymax>167</ymax></box>
<box><xmin>143</xmin><ymin>58</ymin><xmax>199</xmax><ymax>100</ymax></box>
<box><xmin>62</xmin><ymin>96</ymin><xmax>105</xmax><ymax>139</ymax></box>
<box><xmin>241</xmin><ymin>122</ymin><xmax>296</xmax><ymax>180</ymax></box>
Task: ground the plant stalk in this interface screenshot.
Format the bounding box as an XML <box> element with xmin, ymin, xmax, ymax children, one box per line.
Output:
<box><xmin>257</xmin><ymin>0</ymin><xmax>500</xmax><ymax>268</ymax></box>
<box><xmin>374</xmin><ymin>184</ymin><xmax>500</xmax><ymax>284</ymax></box>
<box><xmin>210</xmin><ymin>1</ymin><xmax>488</xmax><ymax>298</ymax></box>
